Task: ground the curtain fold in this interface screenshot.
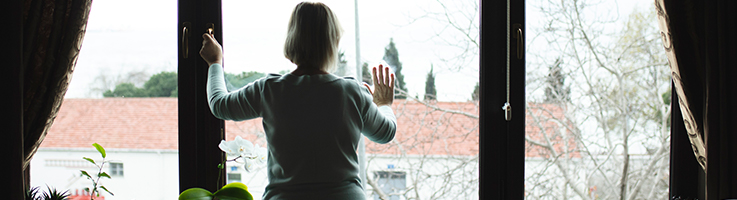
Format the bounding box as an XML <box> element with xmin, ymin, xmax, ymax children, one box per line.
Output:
<box><xmin>21</xmin><ymin>0</ymin><xmax>92</xmax><ymax>169</ymax></box>
<box><xmin>655</xmin><ymin>0</ymin><xmax>707</xmax><ymax>171</ymax></box>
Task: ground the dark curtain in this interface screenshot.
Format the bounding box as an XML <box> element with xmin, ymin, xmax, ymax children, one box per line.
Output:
<box><xmin>656</xmin><ymin>0</ymin><xmax>737</xmax><ymax>199</ymax></box>
<box><xmin>21</xmin><ymin>0</ymin><xmax>92</xmax><ymax>169</ymax></box>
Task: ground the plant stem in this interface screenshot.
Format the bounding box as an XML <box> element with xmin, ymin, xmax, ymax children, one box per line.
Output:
<box><xmin>91</xmin><ymin>158</ymin><xmax>106</xmax><ymax>200</ymax></box>
<box><xmin>217</xmin><ymin>159</ymin><xmax>224</xmax><ymax>189</ymax></box>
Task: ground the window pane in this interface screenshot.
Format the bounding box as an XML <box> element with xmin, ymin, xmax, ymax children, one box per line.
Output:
<box><xmin>524</xmin><ymin>0</ymin><xmax>670</xmax><ymax>199</ymax></box>
<box><xmin>222</xmin><ymin>1</ymin><xmax>479</xmax><ymax>199</ymax></box>
<box><xmin>30</xmin><ymin>0</ymin><xmax>178</xmax><ymax>199</ymax></box>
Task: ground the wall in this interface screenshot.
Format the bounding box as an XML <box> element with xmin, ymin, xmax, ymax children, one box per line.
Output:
<box><xmin>30</xmin><ymin>148</ymin><xmax>179</xmax><ymax>200</ymax></box>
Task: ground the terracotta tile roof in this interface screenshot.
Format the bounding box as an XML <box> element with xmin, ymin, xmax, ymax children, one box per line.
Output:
<box><xmin>525</xmin><ymin>103</ymin><xmax>580</xmax><ymax>158</ymax></box>
<box><xmin>43</xmin><ymin>98</ymin><xmax>571</xmax><ymax>157</ymax></box>
<box><xmin>365</xmin><ymin>100</ymin><xmax>479</xmax><ymax>156</ymax></box>
<box><xmin>43</xmin><ymin>98</ymin><xmax>179</xmax><ymax>150</ymax></box>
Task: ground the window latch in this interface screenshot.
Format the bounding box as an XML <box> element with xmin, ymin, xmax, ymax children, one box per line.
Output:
<box><xmin>502</xmin><ymin>102</ymin><xmax>512</xmax><ymax>121</ymax></box>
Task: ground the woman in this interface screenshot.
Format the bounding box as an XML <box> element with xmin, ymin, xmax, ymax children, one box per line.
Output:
<box><xmin>199</xmin><ymin>2</ymin><xmax>397</xmax><ymax>199</ymax></box>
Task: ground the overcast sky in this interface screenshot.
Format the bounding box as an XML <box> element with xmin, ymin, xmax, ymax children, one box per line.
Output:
<box><xmin>66</xmin><ymin>0</ymin><xmax>648</xmax><ymax>101</ymax></box>
<box><xmin>67</xmin><ymin>0</ymin><xmax>480</xmax><ymax>101</ymax></box>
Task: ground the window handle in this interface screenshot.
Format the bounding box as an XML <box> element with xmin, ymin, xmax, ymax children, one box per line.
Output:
<box><xmin>206</xmin><ymin>22</ymin><xmax>215</xmax><ymax>35</ymax></box>
<box><xmin>502</xmin><ymin>102</ymin><xmax>512</xmax><ymax>121</ymax></box>
<box><xmin>513</xmin><ymin>23</ymin><xmax>523</xmax><ymax>60</ymax></box>
<box><xmin>182</xmin><ymin>22</ymin><xmax>191</xmax><ymax>59</ymax></box>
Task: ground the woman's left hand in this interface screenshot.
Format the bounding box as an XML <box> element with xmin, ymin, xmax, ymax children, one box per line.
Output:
<box><xmin>200</xmin><ymin>33</ymin><xmax>223</xmax><ymax>66</ymax></box>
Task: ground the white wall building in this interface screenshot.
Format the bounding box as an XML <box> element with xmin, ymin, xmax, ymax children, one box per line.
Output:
<box><xmin>31</xmin><ymin>98</ymin><xmax>483</xmax><ymax>200</ymax></box>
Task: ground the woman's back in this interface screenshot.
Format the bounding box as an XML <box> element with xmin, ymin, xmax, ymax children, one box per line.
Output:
<box><xmin>206</xmin><ymin>67</ymin><xmax>396</xmax><ymax>199</ymax></box>
<box><xmin>200</xmin><ymin>2</ymin><xmax>397</xmax><ymax>199</ymax></box>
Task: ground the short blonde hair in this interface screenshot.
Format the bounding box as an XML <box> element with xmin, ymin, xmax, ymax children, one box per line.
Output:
<box><xmin>284</xmin><ymin>2</ymin><xmax>343</xmax><ymax>72</ymax></box>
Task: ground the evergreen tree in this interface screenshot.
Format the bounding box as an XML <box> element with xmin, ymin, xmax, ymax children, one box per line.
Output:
<box><xmin>472</xmin><ymin>82</ymin><xmax>480</xmax><ymax>101</ymax></box>
<box><xmin>544</xmin><ymin>58</ymin><xmax>570</xmax><ymax>103</ymax></box>
<box><xmin>382</xmin><ymin>38</ymin><xmax>407</xmax><ymax>99</ymax></box>
<box><xmin>334</xmin><ymin>50</ymin><xmax>349</xmax><ymax>77</ymax></box>
<box><xmin>361</xmin><ymin>62</ymin><xmax>372</xmax><ymax>83</ymax></box>
<box><xmin>424</xmin><ymin>65</ymin><xmax>437</xmax><ymax>100</ymax></box>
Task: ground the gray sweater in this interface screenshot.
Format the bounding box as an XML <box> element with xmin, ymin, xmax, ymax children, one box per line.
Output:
<box><xmin>207</xmin><ymin>64</ymin><xmax>397</xmax><ymax>199</ymax></box>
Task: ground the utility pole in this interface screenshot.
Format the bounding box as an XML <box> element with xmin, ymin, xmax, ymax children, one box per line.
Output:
<box><xmin>354</xmin><ymin>0</ymin><xmax>368</xmax><ymax>193</ymax></box>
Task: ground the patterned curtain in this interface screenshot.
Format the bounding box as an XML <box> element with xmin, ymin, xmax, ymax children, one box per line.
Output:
<box><xmin>656</xmin><ymin>0</ymin><xmax>737</xmax><ymax>199</ymax></box>
<box><xmin>22</xmin><ymin>0</ymin><xmax>92</xmax><ymax>169</ymax></box>
<box><xmin>654</xmin><ymin>0</ymin><xmax>707</xmax><ymax>171</ymax></box>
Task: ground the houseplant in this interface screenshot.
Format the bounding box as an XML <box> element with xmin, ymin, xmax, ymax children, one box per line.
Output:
<box><xmin>178</xmin><ymin>136</ymin><xmax>266</xmax><ymax>200</ymax></box>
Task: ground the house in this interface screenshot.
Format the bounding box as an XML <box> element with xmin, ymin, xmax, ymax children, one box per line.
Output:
<box><xmin>32</xmin><ymin>98</ymin><xmax>572</xmax><ymax>199</ymax></box>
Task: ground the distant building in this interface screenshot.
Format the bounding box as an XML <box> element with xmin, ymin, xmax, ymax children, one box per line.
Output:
<box><xmin>31</xmin><ymin>98</ymin><xmax>569</xmax><ymax>200</ymax></box>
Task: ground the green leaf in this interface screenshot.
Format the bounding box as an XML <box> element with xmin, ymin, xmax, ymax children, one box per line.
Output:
<box><xmin>80</xmin><ymin>170</ymin><xmax>92</xmax><ymax>179</ymax></box>
<box><xmin>100</xmin><ymin>186</ymin><xmax>114</xmax><ymax>196</ymax></box>
<box><xmin>83</xmin><ymin>157</ymin><xmax>96</xmax><ymax>165</ymax></box>
<box><xmin>213</xmin><ymin>186</ymin><xmax>253</xmax><ymax>200</ymax></box>
<box><xmin>99</xmin><ymin>172</ymin><xmax>112</xmax><ymax>179</ymax></box>
<box><xmin>221</xmin><ymin>182</ymin><xmax>248</xmax><ymax>191</ymax></box>
<box><xmin>179</xmin><ymin>188</ymin><xmax>213</xmax><ymax>200</ymax></box>
<box><xmin>93</xmin><ymin>143</ymin><xmax>106</xmax><ymax>158</ymax></box>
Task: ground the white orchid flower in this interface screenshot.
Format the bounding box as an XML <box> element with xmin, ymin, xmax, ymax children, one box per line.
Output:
<box><xmin>219</xmin><ymin>136</ymin><xmax>254</xmax><ymax>158</ymax></box>
<box><xmin>253</xmin><ymin>144</ymin><xmax>268</xmax><ymax>165</ymax></box>
<box><xmin>218</xmin><ymin>136</ymin><xmax>267</xmax><ymax>172</ymax></box>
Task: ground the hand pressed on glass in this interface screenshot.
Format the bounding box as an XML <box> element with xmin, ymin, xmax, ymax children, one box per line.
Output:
<box><xmin>363</xmin><ymin>64</ymin><xmax>395</xmax><ymax>107</ymax></box>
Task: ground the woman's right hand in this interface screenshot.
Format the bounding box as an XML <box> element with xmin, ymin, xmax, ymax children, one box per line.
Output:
<box><xmin>364</xmin><ymin>64</ymin><xmax>395</xmax><ymax>107</ymax></box>
<box><xmin>200</xmin><ymin>33</ymin><xmax>223</xmax><ymax>66</ymax></box>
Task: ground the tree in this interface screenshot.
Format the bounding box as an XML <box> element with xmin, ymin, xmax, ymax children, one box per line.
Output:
<box><xmin>103</xmin><ymin>82</ymin><xmax>147</xmax><ymax>97</ymax></box>
<box><xmin>424</xmin><ymin>65</ymin><xmax>437</xmax><ymax>101</ymax></box>
<box><xmin>543</xmin><ymin>58</ymin><xmax>570</xmax><ymax>104</ymax></box>
<box><xmin>91</xmin><ymin>69</ymin><xmax>148</xmax><ymax>97</ymax></box>
<box><xmin>334</xmin><ymin>50</ymin><xmax>350</xmax><ymax>77</ymax></box>
<box><xmin>144</xmin><ymin>71</ymin><xmax>178</xmax><ymax>97</ymax></box>
<box><xmin>472</xmin><ymin>82</ymin><xmax>479</xmax><ymax>101</ymax></box>
<box><xmin>224</xmin><ymin>71</ymin><xmax>266</xmax><ymax>91</ymax></box>
<box><xmin>361</xmin><ymin>62</ymin><xmax>372</xmax><ymax>83</ymax></box>
<box><xmin>383</xmin><ymin>38</ymin><xmax>408</xmax><ymax>99</ymax></box>
<box><xmin>104</xmin><ymin>71</ymin><xmax>177</xmax><ymax>97</ymax></box>
<box><xmin>524</xmin><ymin>1</ymin><xmax>670</xmax><ymax>199</ymax></box>
<box><xmin>102</xmin><ymin>71</ymin><xmax>266</xmax><ymax>97</ymax></box>
<box><xmin>360</xmin><ymin>1</ymin><xmax>481</xmax><ymax>199</ymax></box>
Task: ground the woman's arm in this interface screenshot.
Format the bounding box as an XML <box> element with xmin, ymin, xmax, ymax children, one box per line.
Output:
<box><xmin>201</xmin><ymin>32</ymin><xmax>261</xmax><ymax>121</ymax></box>
<box><xmin>206</xmin><ymin>64</ymin><xmax>261</xmax><ymax>121</ymax></box>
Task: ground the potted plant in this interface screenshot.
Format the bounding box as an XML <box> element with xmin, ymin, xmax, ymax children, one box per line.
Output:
<box><xmin>179</xmin><ymin>136</ymin><xmax>266</xmax><ymax>200</ymax></box>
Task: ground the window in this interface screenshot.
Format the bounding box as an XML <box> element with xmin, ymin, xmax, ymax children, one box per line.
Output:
<box><xmin>524</xmin><ymin>0</ymin><xmax>670</xmax><ymax>199</ymax></box>
<box><xmin>110</xmin><ymin>163</ymin><xmax>124</xmax><ymax>176</ymax></box>
<box><xmin>227</xmin><ymin>173</ymin><xmax>242</xmax><ymax>184</ymax></box>
<box><xmin>222</xmin><ymin>1</ymin><xmax>480</xmax><ymax>199</ymax></box>
<box><xmin>372</xmin><ymin>171</ymin><xmax>406</xmax><ymax>200</ymax></box>
<box><xmin>31</xmin><ymin>0</ymin><xmax>180</xmax><ymax>199</ymax></box>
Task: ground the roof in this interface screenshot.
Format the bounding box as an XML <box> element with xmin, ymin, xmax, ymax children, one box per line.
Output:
<box><xmin>43</xmin><ymin>98</ymin><xmax>570</xmax><ymax>157</ymax></box>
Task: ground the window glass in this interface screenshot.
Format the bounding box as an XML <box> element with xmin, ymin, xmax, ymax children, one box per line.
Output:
<box><xmin>228</xmin><ymin>173</ymin><xmax>242</xmax><ymax>184</ymax></box>
<box><xmin>222</xmin><ymin>0</ymin><xmax>479</xmax><ymax>199</ymax></box>
<box><xmin>30</xmin><ymin>0</ymin><xmax>179</xmax><ymax>199</ymax></box>
<box><xmin>110</xmin><ymin>163</ymin><xmax>124</xmax><ymax>176</ymax></box>
<box><xmin>524</xmin><ymin>0</ymin><xmax>670</xmax><ymax>199</ymax></box>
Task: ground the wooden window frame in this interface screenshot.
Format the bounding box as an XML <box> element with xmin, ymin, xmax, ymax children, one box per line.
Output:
<box><xmin>178</xmin><ymin>0</ymin><xmax>226</xmax><ymax>192</ymax></box>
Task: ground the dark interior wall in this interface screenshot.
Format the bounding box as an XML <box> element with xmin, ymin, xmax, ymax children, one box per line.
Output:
<box><xmin>1</xmin><ymin>0</ymin><xmax>26</xmax><ymax>199</ymax></box>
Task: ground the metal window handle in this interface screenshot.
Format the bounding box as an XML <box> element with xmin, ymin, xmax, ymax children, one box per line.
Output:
<box><xmin>182</xmin><ymin>22</ymin><xmax>191</xmax><ymax>59</ymax></box>
<box><xmin>206</xmin><ymin>23</ymin><xmax>215</xmax><ymax>35</ymax></box>
<box><xmin>513</xmin><ymin>23</ymin><xmax>523</xmax><ymax>60</ymax></box>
